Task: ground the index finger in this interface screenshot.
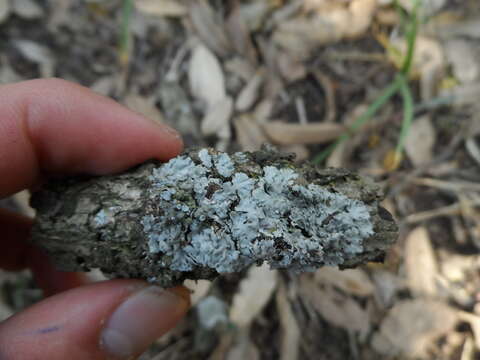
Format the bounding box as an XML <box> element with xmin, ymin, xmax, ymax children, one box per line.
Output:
<box><xmin>0</xmin><ymin>78</ymin><xmax>183</xmax><ymax>198</ymax></box>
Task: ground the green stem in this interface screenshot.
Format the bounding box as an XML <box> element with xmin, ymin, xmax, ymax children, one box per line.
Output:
<box><xmin>312</xmin><ymin>76</ymin><xmax>403</xmax><ymax>164</ymax></box>
<box><xmin>400</xmin><ymin>0</ymin><xmax>420</xmax><ymax>75</ymax></box>
<box><xmin>119</xmin><ymin>0</ymin><xmax>133</xmax><ymax>62</ymax></box>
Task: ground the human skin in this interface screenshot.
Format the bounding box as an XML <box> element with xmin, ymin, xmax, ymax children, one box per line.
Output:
<box><xmin>0</xmin><ymin>79</ymin><xmax>190</xmax><ymax>360</ymax></box>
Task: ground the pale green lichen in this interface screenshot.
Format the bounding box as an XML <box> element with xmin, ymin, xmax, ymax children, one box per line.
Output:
<box><xmin>141</xmin><ymin>151</ymin><xmax>374</xmax><ymax>274</ymax></box>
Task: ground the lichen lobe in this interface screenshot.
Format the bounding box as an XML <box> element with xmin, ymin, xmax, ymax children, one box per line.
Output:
<box><xmin>143</xmin><ymin>149</ymin><xmax>375</xmax><ymax>274</ymax></box>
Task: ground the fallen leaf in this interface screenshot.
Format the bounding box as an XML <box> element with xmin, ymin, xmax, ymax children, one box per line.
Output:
<box><xmin>404</xmin><ymin>116</ymin><xmax>436</xmax><ymax>166</ymax></box>
<box><xmin>196</xmin><ymin>295</ymin><xmax>229</xmax><ymax>330</ymax></box>
<box><xmin>404</xmin><ymin>226</ymin><xmax>439</xmax><ymax>297</ymax></box>
<box><xmin>276</xmin><ymin>283</ymin><xmax>300</xmax><ymax>360</ymax></box>
<box><xmin>135</xmin><ymin>0</ymin><xmax>187</xmax><ymax>17</ymax></box>
<box><xmin>123</xmin><ymin>93</ymin><xmax>165</xmax><ymax>125</ymax></box>
<box><xmin>226</xmin><ymin>4</ymin><xmax>257</xmax><ymax>64</ymax></box>
<box><xmin>458</xmin><ymin>312</ymin><xmax>480</xmax><ymax>350</ymax></box>
<box><xmin>299</xmin><ymin>278</ymin><xmax>370</xmax><ymax>338</ymax></box>
<box><xmin>280</xmin><ymin>144</ymin><xmax>309</xmax><ymax>162</ymax></box>
<box><xmin>189</xmin><ymin>0</ymin><xmax>231</xmax><ymax>57</ymax></box>
<box><xmin>262</xmin><ymin>121</ymin><xmax>344</xmax><ymax>145</ymax></box>
<box><xmin>229</xmin><ymin>264</ymin><xmax>278</xmax><ymax>328</ymax></box>
<box><xmin>11</xmin><ymin>0</ymin><xmax>44</xmax><ymax>19</ymax></box>
<box><xmin>14</xmin><ymin>40</ymin><xmax>55</xmax><ymax>77</ymax></box>
<box><xmin>372</xmin><ymin>270</ymin><xmax>403</xmax><ymax>309</ymax></box>
<box><xmin>201</xmin><ymin>97</ymin><xmax>233</xmax><ymax>136</ymax></box>
<box><xmin>0</xmin><ymin>0</ymin><xmax>10</xmax><ymax>23</ymax></box>
<box><xmin>372</xmin><ymin>299</ymin><xmax>458</xmax><ymax>357</ymax></box>
<box><xmin>444</xmin><ymin>39</ymin><xmax>480</xmax><ymax>84</ymax></box>
<box><xmin>234</xmin><ymin>115</ymin><xmax>269</xmax><ymax>151</ymax></box>
<box><xmin>235</xmin><ymin>69</ymin><xmax>265</xmax><ymax>112</ymax></box>
<box><xmin>189</xmin><ymin>43</ymin><xmax>226</xmax><ymax>109</ymax></box>
<box><xmin>314</xmin><ymin>267</ymin><xmax>375</xmax><ymax>297</ymax></box>
<box><xmin>184</xmin><ymin>279</ymin><xmax>212</xmax><ymax>306</ymax></box>
<box><xmin>226</xmin><ymin>330</ymin><xmax>260</xmax><ymax>360</ymax></box>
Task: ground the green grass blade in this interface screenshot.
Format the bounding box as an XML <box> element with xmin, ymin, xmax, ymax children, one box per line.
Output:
<box><xmin>312</xmin><ymin>76</ymin><xmax>403</xmax><ymax>164</ymax></box>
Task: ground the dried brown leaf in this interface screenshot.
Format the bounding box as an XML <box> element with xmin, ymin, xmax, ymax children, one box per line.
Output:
<box><xmin>235</xmin><ymin>69</ymin><xmax>265</xmax><ymax>112</ymax></box>
<box><xmin>189</xmin><ymin>0</ymin><xmax>231</xmax><ymax>57</ymax></box>
<box><xmin>262</xmin><ymin>121</ymin><xmax>344</xmax><ymax>145</ymax></box>
<box><xmin>12</xmin><ymin>0</ymin><xmax>44</xmax><ymax>19</ymax></box>
<box><xmin>189</xmin><ymin>44</ymin><xmax>226</xmax><ymax>109</ymax></box>
<box><xmin>300</xmin><ymin>278</ymin><xmax>370</xmax><ymax>337</ymax></box>
<box><xmin>404</xmin><ymin>226</ymin><xmax>439</xmax><ymax>297</ymax></box>
<box><xmin>372</xmin><ymin>299</ymin><xmax>458</xmax><ymax>357</ymax></box>
<box><xmin>226</xmin><ymin>4</ymin><xmax>257</xmax><ymax>64</ymax></box>
<box><xmin>445</xmin><ymin>39</ymin><xmax>480</xmax><ymax>84</ymax></box>
<box><xmin>0</xmin><ymin>0</ymin><xmax>10</xmax><ymax>23</ymax></box>
<box><xmin>276</xmin><ymin>284</ymin><xmax>300</xmax><ymax>360</ymax></box>
<box><xmin>314</xmin><ymin>267</ymin><xmax>375</xmax><ymax>297</ymax></box>
<box><xmin>229</xmin><ymin>264</ymin><xmax>278</xmax><ymax>328</ymax></box>
<box><xmin>135</xmin><ymin>0</ymin><xmax>187</xmax><ymax>17</ymax></box>
<box><xmin>123</xmin><ymin>93</ymin><xmax>164</xmax><ymax>125</ymax></box>
<box><xmin>233</xmin><ymin>115</ymin><xmax>269</xmax><ymax>151</ymax></box>
<box><xmin>201</xmin><ymin>97</ymin><xmax>233</xmax><ymax>136</ymax></box>
<box><xmin>404</xmin><ymin>116</ymin><xmax>436</xmax><ymax>166</ymax></box>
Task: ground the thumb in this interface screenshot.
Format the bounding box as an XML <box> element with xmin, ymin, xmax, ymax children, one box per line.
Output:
<box><xmin>0</xmin><ymin>279</ymin><xmax>190</xmax><ymax>360</ymax></box>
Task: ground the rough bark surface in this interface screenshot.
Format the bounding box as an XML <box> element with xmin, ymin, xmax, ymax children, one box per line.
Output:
<box><xmin>30</xmin><ymin>146</ymin><xmax>398</xmax><ymax>287</ymax></box>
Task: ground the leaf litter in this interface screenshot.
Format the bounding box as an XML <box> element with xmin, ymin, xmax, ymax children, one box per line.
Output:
<box><xmin>2</xmin><ymin>0</ymin><xmax>480</xmax><ymax>359</ymax></box>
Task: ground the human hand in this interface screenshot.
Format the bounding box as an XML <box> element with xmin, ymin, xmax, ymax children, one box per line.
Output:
<box><xmin>0</xmin><ymin>79</ymin><xmax>190</xmax><ymax>359</ymax></box>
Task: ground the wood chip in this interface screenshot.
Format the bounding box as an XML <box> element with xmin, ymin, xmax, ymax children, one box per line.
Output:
<box><xmin>229</xmin><ymin>264</ymin><xmax>278</xmax><ymax>328</ymax></box>
<box><xmin>372</xmin><ymin>299</ymin><xmax>458</xmax><ymax>357</ymax></box>
<box><xmin>262</xmin><ymin>121</ymin><xmax>344</xmax><ymax>145</ymax></box>
<box><xmin>189</xmin><ymin>43</ymin><xmax>226</xmax><ymax>109</ymax></box>
<box><xmin>404</xmin><ymin>226</ymin><xmax>439</xmax><ymax>297</ymax></box>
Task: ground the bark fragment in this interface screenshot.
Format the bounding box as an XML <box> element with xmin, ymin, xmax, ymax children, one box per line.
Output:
<box><xmin>30</xmin><ymin>146</ymin><xmax>398</xmax><ymax>287</ymax></box>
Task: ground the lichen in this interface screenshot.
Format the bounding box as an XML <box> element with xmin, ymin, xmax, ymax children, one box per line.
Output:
<box><xmin>142</xmin><ymin>151</ymin><xmax>374</xmax><ymax>274</ymax></box>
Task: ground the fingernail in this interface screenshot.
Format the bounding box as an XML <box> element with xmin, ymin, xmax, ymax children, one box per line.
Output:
<box><xmin>100</xmin><ymin>286</ymin><xmax>188</xmax><ymax>359</ymax></box>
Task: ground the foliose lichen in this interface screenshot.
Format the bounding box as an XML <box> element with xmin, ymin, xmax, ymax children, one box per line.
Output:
<box><xmin>141</xmin><ymin>150</ymin><xmax>374</xmax><ymax>274</ymax></box>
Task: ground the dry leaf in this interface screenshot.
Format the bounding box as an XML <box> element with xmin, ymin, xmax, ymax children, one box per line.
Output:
<box><xmin>14</xmin><ymin>40</ymin><xmax>54</xmax><ymax>77</ymax></box>
<box><xmin>11</xmin><ymin>0</ymin><xmax>44</xmax><ymax>19</ymax></box>
<box><xmin>404</xmin><ymin>226</ymin><xmax>439</xmax><ymax>297</ymax></box>
<box><xmin>0</xmin><ymin>0</ymin><xmax>10</xmax><ymax>23</ymax></box>
<box><xmin>272</xmin><ymin>0</ymin><xmax>377</xmax><ymax>60</ymax></box>
<box><xmin>300</xmin><ymin>278</ymin><xmax>370</xmax><ymax>337</ymax></box>
<box><xmin>135</xmin><ymin>0</ymin><xmax>187</xmax><ymax>17</ymax></box>
<box><xmin>229</xmin><ymin>264</ymin><xmax>278</xmax><ymax>328</ymax></box>
<box><xmin>458</xmin><ymin>312</ymin><xmax>480</xmax><ymax>350</ymax></box>
<box><xmin>404</xmin><ymin>116</ymin><xmax>436</xmax><ymax>166</ymax></box>
<box><xmin>226</xmin><ymin>330</ymin><xmax>260</xmax><ymax>360</ymax></box>
<box><xmin>189</xmin><ymin>0</ymin><xmax>231</xmax><ymax>57</ymax></box>
<box><xmin>189</xmin><ymin>44</ymin><xmax>226</xmax><ymax>109</ymax></box>
<box><xmin>123</xmin><ymin>93</ymin><xmax>164</xmax><ymax>125</ymax></box>
<box><xmin>184</xmin><ymin>279</ymin><xmax>212</xmax><ymax>306</ymax></box>
<box><xmin>280</xmin><ymin>144</ymin><xmax>309</xmax><ymax>162</ymax></box>
<box><xmin>226</xmin><ymin>4</ymin><xmax>257</xmax><ymax>64</ymax></box>
<box><xmin>372</xmin><ymin>299</ymin><xmax>458</xmax><ymax>357</ymax></box>
<box><xmin>314</xmin><ymin>267</ymin><xmax>375</xmax><ymax>297</ymax></box>
<box><xmin>224</xmin><ymin>57</ymin><xmax>256</xmax><ymax>82</ymax></box>
<box><xmin>444</xmin><ymin>39</ymin><xmax>480</xmax><ymax>84</ymax></box>
<box><xmin>276</xmin><ymin>284</ymin><xmax>300</xmax><ymax>360</ymax></box>
<box><xmin>262</xmin><ymin>121</ymin><xmax>344</xmax><ymax>145</ymax></box>
<box><xmin>233</xmin><ymin>115</ymin><xmax>269</xmax><ymax>151</ymax></box>
<box><xmin>235</xmin><ymin>69</ymin><xmax>265</xmax><ymax>112</ymax></box>
<box><xmin>372</xmin><ymin>270</ymin><xmax>403</xmax><ymax>309</ymax></box>
<box><xmin>201</xmin><ymin>97</ymin><xmax>233</xmax><ymax>136</ymax></box>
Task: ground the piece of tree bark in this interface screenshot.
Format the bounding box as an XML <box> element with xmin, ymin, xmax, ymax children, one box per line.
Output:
<box><xmin>30</xmin><ymin>146</ymin><xmax>398</xmax><ymax>287</ymax></box>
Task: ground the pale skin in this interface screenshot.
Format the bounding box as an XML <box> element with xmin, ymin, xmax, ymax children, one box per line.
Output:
<box><xmin>0</xmin><ymin>79</ymin><xmax>190</xmax><ymax>359</ymax></box>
